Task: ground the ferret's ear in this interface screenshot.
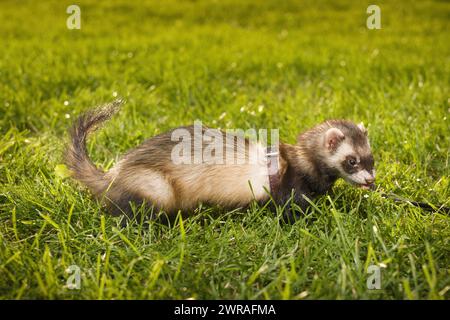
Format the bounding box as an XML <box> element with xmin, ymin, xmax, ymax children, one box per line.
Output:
<box><xmin>358</xmin><ymin>122</ymin><xmax>368</xmax><ymax>135</ymax></box>
<box><xmin>324</xmin><ymin>127</ymin><xmax>345</xmax><ymax>151</ymax></box>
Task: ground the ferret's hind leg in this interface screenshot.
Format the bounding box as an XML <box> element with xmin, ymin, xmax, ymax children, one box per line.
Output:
<box><xmin>106</xmin><ymin>169</ymin><xmax>176</xmax><ymax>225</ymax></box>
<box><xmin>103</xmin><ymin>190</ymin><xmax>157</xmax><ymax>225</ymax></box>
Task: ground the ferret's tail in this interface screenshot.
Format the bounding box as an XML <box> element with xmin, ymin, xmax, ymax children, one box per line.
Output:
<box><xmin>65</xmin><ymin>100</ymin><xmax>123</xmax><ymax>197</ymax></box>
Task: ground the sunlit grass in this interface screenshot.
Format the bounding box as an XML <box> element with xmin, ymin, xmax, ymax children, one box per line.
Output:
<box><xmin>0</xmin><ymin>0</ymin><xmax>449</xmax><ymax>299</ymax></box>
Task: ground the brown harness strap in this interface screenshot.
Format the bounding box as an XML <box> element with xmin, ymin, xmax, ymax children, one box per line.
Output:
<box><xmin>266</xmin><ymin>146</ymin><xmax>280</xmax><ymax>196</ymax></box>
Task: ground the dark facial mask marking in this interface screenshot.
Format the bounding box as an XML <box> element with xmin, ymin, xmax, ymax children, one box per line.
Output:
<box><xmin>342</xmin><ymin>155</ymin><xmax>359</xmax><ymax>174</ymax></box>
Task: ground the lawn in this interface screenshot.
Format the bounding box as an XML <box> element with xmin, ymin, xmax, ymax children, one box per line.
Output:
<box><xmin>0</xmin><ymin>0</ymin><xmax>449</xmax><ymax>299</ymax></box>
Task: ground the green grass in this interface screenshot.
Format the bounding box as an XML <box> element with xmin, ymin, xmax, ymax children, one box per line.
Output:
<box><xmin>0</xmin><ymin>0</ymin><xmax>449</xmax><ymax>299</ymax></box>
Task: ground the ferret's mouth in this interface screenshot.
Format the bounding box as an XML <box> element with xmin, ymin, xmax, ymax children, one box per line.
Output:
<box><xmin>356</xmin><ymin>183</ymin><xmax>375</xmax><ymax>190</ymax></box>
<box><xmin>346</xmin><ymin>179</ymin><xmax>375</xmax><ymax>190</ymax></box>
<box><xmin>344</xmin><ymin>177</ymin><xmax>376</xmax><ymax>190</ymax></box>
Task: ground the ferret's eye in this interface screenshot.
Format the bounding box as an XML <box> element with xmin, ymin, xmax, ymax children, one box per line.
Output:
<box><xmin>348</xmin><ymin>158</ymin><xmax>357</xmax><ymax>166</ymax></box>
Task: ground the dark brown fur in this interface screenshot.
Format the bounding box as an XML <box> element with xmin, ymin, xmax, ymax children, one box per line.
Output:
<box><xmin>275</xmin><ymin>120</ymin><xmax>373</xmax><ymax>222</ymax></box>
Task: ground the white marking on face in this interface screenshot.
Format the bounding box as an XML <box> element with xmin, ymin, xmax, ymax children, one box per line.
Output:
<box><xmin>327</xmin><ymin>142</ymin><xmax>354</xmax><ymax>169</ymax></box>
<box><xmin>326</xmin><ymin>140</ymin><xmax>375</xmax><ymax>186</ymax></box>
<box><xmin>347</xmin><ymin>170</ymin><xmax>373</xmax><ymax>185</ymax></box>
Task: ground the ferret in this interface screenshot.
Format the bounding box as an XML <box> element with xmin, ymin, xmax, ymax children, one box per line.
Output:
<box><xmin>65</xmin><ymin>101</ymin><xmax>375</xmax><ymax>223</ymax></box>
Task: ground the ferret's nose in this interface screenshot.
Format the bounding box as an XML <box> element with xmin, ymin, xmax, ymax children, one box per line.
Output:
<box><xmin>365</xmin><ymin>177</ymin><xmax>375</xmax><ymax>185</ymax></box>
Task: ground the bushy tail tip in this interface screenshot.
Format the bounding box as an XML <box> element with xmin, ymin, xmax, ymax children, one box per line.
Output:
<box><xmin>65</xmin><ymin>99</ymin><xmax>123</xmax><ymax>196</ymax></box>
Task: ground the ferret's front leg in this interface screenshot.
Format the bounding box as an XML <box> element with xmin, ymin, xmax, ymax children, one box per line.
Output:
<box><xmin>276</xmin><ymin>190</ymin><xmax>311</xmax><ymax>224</ymax></box>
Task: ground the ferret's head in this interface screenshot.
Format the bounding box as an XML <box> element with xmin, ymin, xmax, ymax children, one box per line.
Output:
<box><xmin>321</xmin><ymin>121</ymin><xmax>375</xmax><ymax>189</ymax></box>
